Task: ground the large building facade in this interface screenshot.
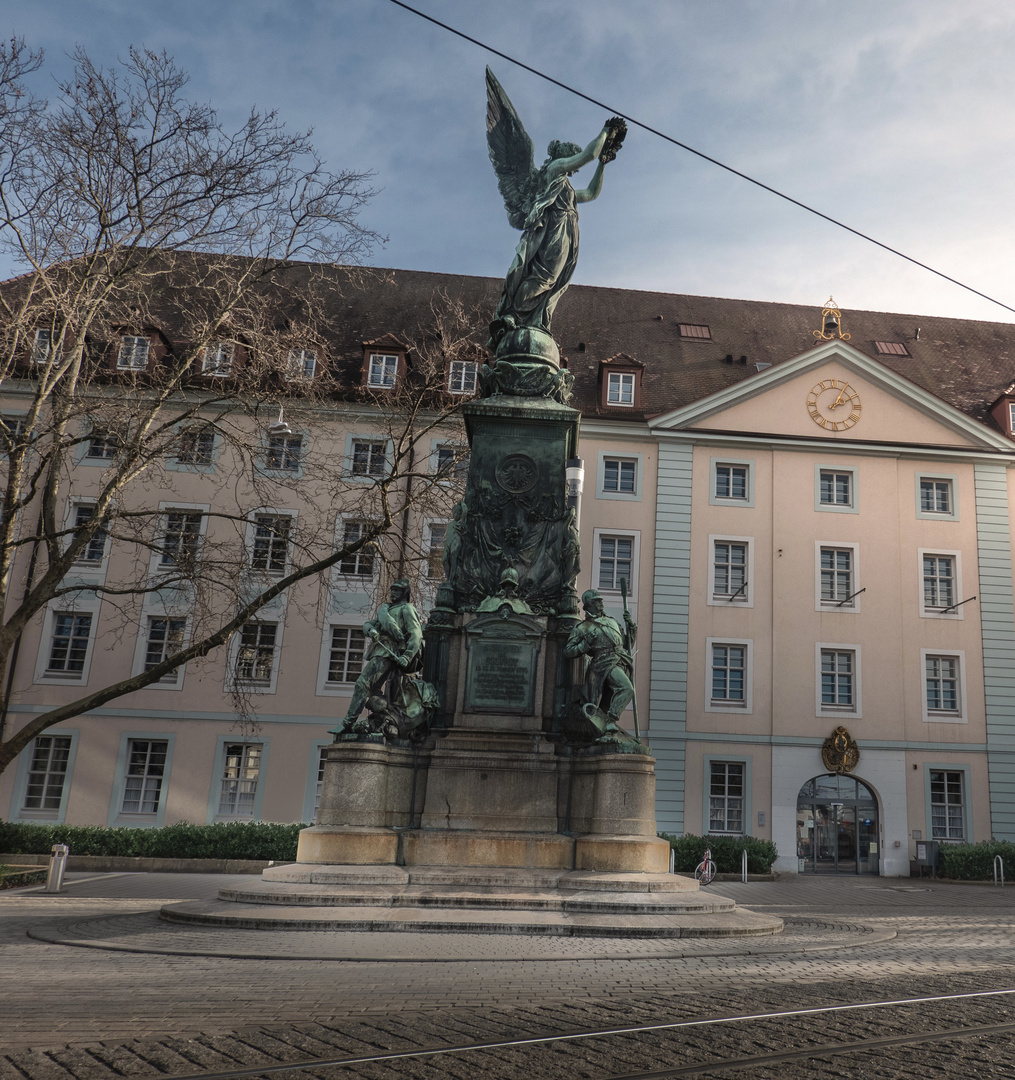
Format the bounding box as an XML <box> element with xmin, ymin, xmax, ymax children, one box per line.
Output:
<box><xmin>5</xmin><ymin>269</ymin><xmax>1015</xmax><ymax>876</ymax></box>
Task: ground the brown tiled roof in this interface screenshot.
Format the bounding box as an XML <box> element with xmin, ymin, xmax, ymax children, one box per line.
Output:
<box><xmin>10</xmin><ymin>256</ymin><xmax>1015</xmax><ymax>428</ymax></box>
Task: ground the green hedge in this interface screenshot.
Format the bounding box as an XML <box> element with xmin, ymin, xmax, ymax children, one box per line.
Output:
<box><xmin>937</xmin><ymin>840</ymin><xmax>1015</xmax><ymax>880</ymax></box>
<box><xmin>659</xmin><ymin>832</ymin><xmax>778</xmax><ymax>874</ymax></box>
<box><xmin>0</xmin><ymin>820</ymin><xmax>309</xmax><ymax>861</ymax></box>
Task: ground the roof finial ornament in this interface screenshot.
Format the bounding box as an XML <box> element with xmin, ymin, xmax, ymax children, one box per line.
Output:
<box><xmin>814</xmin><ymin>297</ymin><xmax>850</xmax><ymax>342</ymax></box>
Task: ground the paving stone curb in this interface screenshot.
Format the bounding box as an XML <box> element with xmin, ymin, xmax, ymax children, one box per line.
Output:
<box><xmin>0</xmin><ymin>854</ymin><xmax>271</xmax><ymax>873</ymax></box>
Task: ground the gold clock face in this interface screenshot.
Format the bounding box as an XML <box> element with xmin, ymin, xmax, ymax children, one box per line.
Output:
<box><xmin>806</xmin><ymin>379</ymin><xmax>862</xmax><ymax>430</ymax></box>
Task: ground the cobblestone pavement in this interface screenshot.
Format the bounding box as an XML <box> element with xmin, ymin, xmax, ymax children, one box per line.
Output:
<box><xmin>2</xmin><ymin>871</ymin><xmax>1015</xmax><ymax>1078</ymax></box>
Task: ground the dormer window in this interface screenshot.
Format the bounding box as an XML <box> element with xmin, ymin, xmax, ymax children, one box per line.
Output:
<box><xmin>448</xmin><ymin>359</ymin><xmax>478</xmax><ymax>395</ymax></box>
<box><xmin>32</xmin><ymin>329</ymin><xmax>60</xmax><ymax>365</ymax></box>
<box><xmin>202</xmin><ymin>342</ymin><xmax>233</xmax><ymax>377</ymax></box>
<box><xmin>117</xmin><ymin>336</ymin><xmax>150</xmax><ymax>371</ymax></box>
<box><xmin>678</xmin><ymin>323</ymin><xmax>711</xmax><ymax>340</ymax></box>
<box><xmin>286</xmin><ymin>348</ymin><xmax>317</xmax><ymax>381</ymax></box>
<box><xmin>367</xmin><ymin>353</ymin><xmax>398</xmax><ymax>389</ymax></box>
<box><xmin>1009</xmin><ymin>403</ymin><xmax>1015</xmax><ymax>434</ymax></box>
<box><xmin>608</xmin><ymin>372</ymin><xmax>635</xmax><ymax>406</ymax></box>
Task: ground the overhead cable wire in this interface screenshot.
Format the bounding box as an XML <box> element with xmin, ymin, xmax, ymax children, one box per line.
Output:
<box><xmin>387</xmin><ymin>0</ymin><xmax>1015</xmax><ymax>317</ymax></box>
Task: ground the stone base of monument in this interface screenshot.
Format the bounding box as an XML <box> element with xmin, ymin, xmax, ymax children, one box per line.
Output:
<box><xmin>161</xmin><ymin>865</ymin><xmax>782</xmax><ymax>937</ymax></box>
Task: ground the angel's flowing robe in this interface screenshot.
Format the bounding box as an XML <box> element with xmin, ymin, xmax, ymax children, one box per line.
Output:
<box><xmin>493</xmin><ymin>173</ymin><xmax>579</xmax><ymax>339</ymax></box>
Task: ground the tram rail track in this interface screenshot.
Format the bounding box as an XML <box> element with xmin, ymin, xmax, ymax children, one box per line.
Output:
<box><xmin>68</xmin><ymin>987</ymin><xmax>1015</xmax><ymax>1080</ymax></box>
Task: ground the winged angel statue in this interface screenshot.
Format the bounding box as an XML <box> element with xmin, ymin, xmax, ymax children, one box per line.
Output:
<box><xmin>486</xmin><ymin>68</ymin><xmax>626</xmax><ymax>356</ymax></box>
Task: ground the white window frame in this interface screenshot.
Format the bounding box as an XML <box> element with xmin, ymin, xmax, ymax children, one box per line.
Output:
<box><xmin>710</xmin><ymin>457</ymin><xmax>754</xmax><ymax>508</ymax></box>
<box><xmin>208</xmin><ymin>737</ymin><xmax>270</xmax><ymax>823</ymax></box>
<box><xmin>285</xmin><ymin>348</ymin><xmax>317</xmax><ymax>381</ymax></box>
<box><xmin>918</xmin><ymin>548</ymin><xmax>963</xmax><ymax>620</ymax></box>
<box><xmin>432</xmin><ymin>441</ymin><xmax>471</xmax><ymax>485</ymax></box>
<box><xmin>81</xmin><ymin>428</ymin><xmax>121</xmax><ymax>463</ymax></box>
<box><xmin>597</xmin><ymin>451</ymin><xmax>643</xmax><ymax>502</ymax></box>
<box><xmin>107</xmin><ymin>733</ymin><xmax>175</xmax><ymax>827</ymax></box>
<box><xmin>333</xmin><ymin>517</ymin><xmax>379</xmax><ymax>580</ymax></box>
<box><xmin>201</xmin><ymin>341</ymin><xmax>234</xmax><ymax>377</ymax></box>
<box><xmin>263</xmin><ymin>430</ymin><xmax>305</xmax><ymax>475</ymax></box>
<box><xmin>915</xmin><ymin>473</ymin><xmax>959</xmax><ymax>521</ymax></box>
<box><xmin>814</xmin><ymin>464</ymin><xmax>859</xmax><ymax>514</ymax></box>
<box><xmin>156</xmin><ymin>505</ymin><xmax>206</xmax><ymax>573</ymax></box>
<box><xmin>705</xmin><ymin>637</ymin><xmax>753</xmax><ymax>713</ymax></box>
<box><xmin>606</xmin><ymin>371</ymin><xmax>635</xmax><ymax>407</ymax></box>
<box><xmin>815</xmin><ymin>541</ymin><xmax>861</xmax><ymax>612</ymax></box>
<box><xmin>925</xmin><ymin>764</ymin><xmax>971</xmax><ymax>843</ymax></box>
<box><xmin>345</xmin><ymin>433</ymin><xmax>391</xmax><ymax>481</ymax></box>
<box><xmin>367</xmin><ymin>352</ymin><xmax>399</xmax><ymax>389</ymax></box>
<box><xmin>227</xmin><ymin>618</ymin><xmax>283</xmax><ymax>694</ymax></box>
<box><xmin>816</xmin><ymin>642</ymin><xmax>862</xmax><ymax>717</ymax></box>
<box><xmin>921</xmin><ymin>649</ymin><xmax>967</xmax><ymax>723</ymax></box>
<box><xmin>707</xmin><ymin>534</ymin><xmax>754</xmax><ymax>608</ymax></box>
<box><xmin>703</xmin><ymin>756</ymin><xmax>751</xmax><ymax>837</ymax></box>
<box><xmin>592</xmin><ymin>529</ymin><xmax>640</xmax><ymax>597</ymax></box>
<box><xmin>34</xmin><ymin>598</ymin><xmax>101</xmax><ymax>686</ymax></box>
<box><xmin>10</xmin><ymin>730</ymin><xmax>79</xmax><ymax>823</ymax></box>
<box><xmin>448</xmin><ymin>359</ymin><xmax>478</xmax><ymax>394</ymax></box>
<box><xmin>66</xmin><ymin>499</ymin><xmax>110</xmax><ymax>572</ymax></box>
<box><xmin>246</xmin><ymin>510</ymin><xmax>295</xmax><ymax>578</ymax></box>
<box><xmin>316</xmin><ymin>621</ymin><xmax>368</xmax><ymax>696</ymax></box>
<box><xmin>32</xmin><ymin>328</ymin><xmax>60</xmax><ymax>366</ymax></box>
<box><xmin>130</xmin><ymin>614</ymin><xmax>189</xmax><ymax>690</ymax></box>
<box><xmin>168</xmin><ymin>425</ymin><xmax>218</xmax><ymax>473</ymax></box>
<box><xmin>302</xmin><ymin>740</ymin><xmax>332</xmax><ymax>822</ymax></box>
<box><xmin>116</xmin><ymin>335</ymin><xmax>150</xmax><ymax>371</ymax></box>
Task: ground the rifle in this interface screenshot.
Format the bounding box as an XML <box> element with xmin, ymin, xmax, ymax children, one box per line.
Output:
<box><xmin>620</xmin><ymin>577</ymin><xmax>641</xmax><ymax>742</ymax></box>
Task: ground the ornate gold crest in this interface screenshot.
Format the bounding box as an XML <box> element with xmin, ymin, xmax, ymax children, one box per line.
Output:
<box><xmin>821</xmin><ymin>726</ymin><xmax>860</xmax><ymax>774</ymax></box>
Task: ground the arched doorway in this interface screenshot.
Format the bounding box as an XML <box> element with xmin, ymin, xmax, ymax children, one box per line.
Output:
<box><xmin>796</xmin><ymin>774</ymin><xmax>880</xmax><ymax>875</ymax></box>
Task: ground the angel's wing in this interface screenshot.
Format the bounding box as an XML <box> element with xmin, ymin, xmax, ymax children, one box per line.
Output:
<box><xmin>486</xmin><ymin>68</ymin><xmax>538</xmax><ymax>230</ymax></box>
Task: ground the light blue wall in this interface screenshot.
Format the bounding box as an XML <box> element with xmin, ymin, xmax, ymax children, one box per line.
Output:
<box><xmin>649</xmin><ymin>442</ymin><xmax>693</xmax><ymax>834</ymax></box>
<box><xmin>974</xmin><ymin>464</ymin><xmax>1015</xmax><ymax>841</ymax></box>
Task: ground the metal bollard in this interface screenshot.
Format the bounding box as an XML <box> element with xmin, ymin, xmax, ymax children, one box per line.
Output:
<box><xmin>45</xmin><ymin>844</ymin><xmax>69</xmax><ymax>893</ymax></box>
<box><xmin>741</xmin><ymin>848</ymin><xmax>748</xmax><ymax>883</ymax></box>
<box><xmin>994</xmin><ymin>854</ymin><xmax>1005</xmax><ymax>888</ymax></box>
<box><xmin>669</xmin><ymin>847</ymin><xmax>675</xmax><ymax>874</ymax></box>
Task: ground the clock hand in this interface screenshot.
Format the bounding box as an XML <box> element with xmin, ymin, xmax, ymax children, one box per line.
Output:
<box><xmin>829</xmin><ymin>388</ymin><xmax>848</xmax><ymax>409</ymax></box>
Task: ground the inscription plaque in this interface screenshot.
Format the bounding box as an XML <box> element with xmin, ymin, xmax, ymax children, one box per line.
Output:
<box><xmin>464</xmin><ymin>612</ymin><xmax>542</xmax><ymax>714</ymax></box>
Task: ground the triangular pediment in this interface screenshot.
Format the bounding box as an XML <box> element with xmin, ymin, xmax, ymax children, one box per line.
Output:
<box><xmin>649</xmin><ymin>340</ymin><xmax>1013</xmax><ymax>451</ymax></box>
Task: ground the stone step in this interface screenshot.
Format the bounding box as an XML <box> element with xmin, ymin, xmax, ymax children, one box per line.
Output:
<box><xmin>161</xmin><ymin>898</ymin><xmax>782</xmax><ymax>939</ymax></box>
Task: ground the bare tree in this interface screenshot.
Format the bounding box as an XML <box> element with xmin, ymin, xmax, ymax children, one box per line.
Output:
<box><xmin>0</xmin><ymin>42</ymin><xmax>481</xmax><ymax>775</ymax></box>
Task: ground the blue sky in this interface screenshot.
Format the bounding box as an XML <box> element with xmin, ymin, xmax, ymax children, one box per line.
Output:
<box><xmin>7</xmin><ymin>0</ymin><xmax>1015</xmax><ymax>322</ymax></box>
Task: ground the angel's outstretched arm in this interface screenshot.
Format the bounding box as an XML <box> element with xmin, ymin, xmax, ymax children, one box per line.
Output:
<box><xmin>575</xmin><ymin>161</ymin><xmax>606</xmax><ymax>204</ymax></box>
<box><xmin>546</xmin><ymin>123</ymin><xmax>612</xmax><ymax>182</ymax></box>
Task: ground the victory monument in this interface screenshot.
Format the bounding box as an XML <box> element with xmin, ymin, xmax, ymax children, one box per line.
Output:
<box><xmin>164</xmin><ymin>72</ymin><xmax>779</xmax><ymax>938</ymax></box>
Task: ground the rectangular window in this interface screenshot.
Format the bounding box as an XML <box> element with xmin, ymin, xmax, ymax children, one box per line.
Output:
<box><xmin>598</xmin><ymin>535</ymin><xmax>633</xmax><ymax>591</ymax></box>
<box><xmin>920</xmin><ymin>478</ymin><xmax>952</xmax><ymax>515</ymax></box>
<box><xmin>923</xmin><ymin>555</ymin><xmax>955</xmax><ymax>610</ymax></box>
<box><xmin>820</xmin><ymin>649</ymin><xmax>855</xmax><ymax>708</ymax></box>
<box><xmin>285</xmin><ymin>348</ymin><xmax>317</xmax><ymax>381</ymax></box>
<box><xmin>678</xmin><ymin>323</ymin><xmax>711</xmax><ymax>339</ymax></box>
<box><xmin>175</xmin><ymin>427</ymin><xmax>215</xmax><ymax>466</ymax></box>
<box><xmin>819</xmin><ymin>470</ymin><xmax>852</xmax><ymax>507</ymax></box>
<box><xmin>607</xmin><ymin>372</ymin><xmax>635</xmax><ymax>406</ymax></box>
<box><xmin>217</xmin><ymin>743</ymin><xmax>262</xmax><ymax>817</ymax></box>
<box><xmin>875</xmin><ymin>340</ymin><xmax>910</xmax><ymax>357</ymax></box>
<box><xmin>711</xmin><ymin>644</ymin><xmax>746</xmax><ymax>705</ymax></box>
<box><xmin>327</xmin><ymin>626</ymin><xmax>366</xmax><ymax>684</ymax></box>
<box><xmin>351</xmin><ymin>439</ymin><xmax>387</xmax><ymax>477</ymax></box>
<box><xmin>117</xmin><ymin>336</ymin><xmax>150</xmax><ymax>370</ymax></box>
<box><xmin>236</xmin><ymin>622</ymin><xmax>278</xmax><ymax>684</ymax></box>
<box><xmin>2</xmin><ymin>414</ymin><xmax>26</xmax><ymax>448</ymax></box>
<box><xmin>32</xmin><ymin>329</ymin><xmax>60</xmax><ymax>365</ymax></box>
<box><xmin>603</xmin><ymin>458</ymin><xmax>637</xmax><ymax>494</ymax></box>
<box><xmin>85</xmin><ymin>431</ymin><xmax>121</xmax><ymax>460</ymax></box>
<box><xmin>266</xmin><ymin>433</ymin><xmax>303</xmax><ymax>471</ymax></box>
<box><xmin>709</xmin><ymin>762</ymin><xmax>744</xmax><ymax>834</ymax></box>
<box><xmin>144</xmin><ymin>617</ymin><xmax>186</xmax><ymax>682</ymax></box>
<box><xmin>820</xmin><ymin>547</ymin><xmax>854</xmax><ymax>605</ymax></box>
<box><xmin>930</xmin><ymin>770</ymin><xmax>965</xmax><ymax>840</ymax></box>
<box><xmin>427</xmin><ymin>523</ymin><xmax>447</xmax><ymax>579</ymax></box>
<box><xmin>926</xmin><ymin>655</ymin><xmax>960</xmax><ymax>714</ymax></box>
<box><xmin>72</xmin><ymin>505</ymin><xmax>107</xmax><ymax>564</ymax></box>
<box><xmin>121</xmin><ymin>739</ymin><xmax>168</xmax><ymax>814</ymax></box>
<box><xmin>314</xmin><ymin>746</ymin><xmax>327</xmax><ymax>816</ymax></box>
<box><xmin>712</xmin><ymin>541</ymin><xmax>748</xmax><ymax>601</ymax></box>
<box><xmin>339</xmin><ymin>521</ymin><xmax>375</xmax><ymax>576</ymax></box>
<box><xmin>47</xmin><ymin>613</ymin><xmax>92</xmax><ymax>674</ymax></box>
<box><xmin>160</xmin><ymin>510</ymin><xmax>202</xmax><ymax>568</ymax></box>
<box><xmin>202</xmin><ymin>342</ymin><xmax>234</xmax><ymax>376</ymax></box>
<box><xmin>251</xmin><ymin>515</ymin><xmax>290</xmax><ymax>574</ymax></box>
<box><xmin>448</xmin><ymin>359</ymin><xmax>478</xmax><ymax>394</ymax></box>
<box><xmin>367</xmin><ymin>353</ymin><xmax>398</xmax><ymax>388</ymax></box>
<box><xmin>22</xmin><ymin>735</ymin><xmax>72</xmax><ymax>812</ymax></box>
<box><xmin>714</xmin><ymin>464</ymin><xmax>748</xmax><ymax>501</ymax></box>
<box><xmin>436</xmin><ymin>445</ymin><xmax>470</xmax><ymax>482</ymax></box>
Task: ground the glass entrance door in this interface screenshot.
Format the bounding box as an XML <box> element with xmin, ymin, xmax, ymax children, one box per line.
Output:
<box><xmin>796</xmin><ymin>775</ymin><xmax>879</xmax><ymax>875</ymax></box>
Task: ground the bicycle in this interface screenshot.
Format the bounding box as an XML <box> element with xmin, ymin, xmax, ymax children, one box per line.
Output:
<box><xmin>694</xmin><ymin>848</ymin><xmax>717</xmax><ymax>885</ymax></box>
